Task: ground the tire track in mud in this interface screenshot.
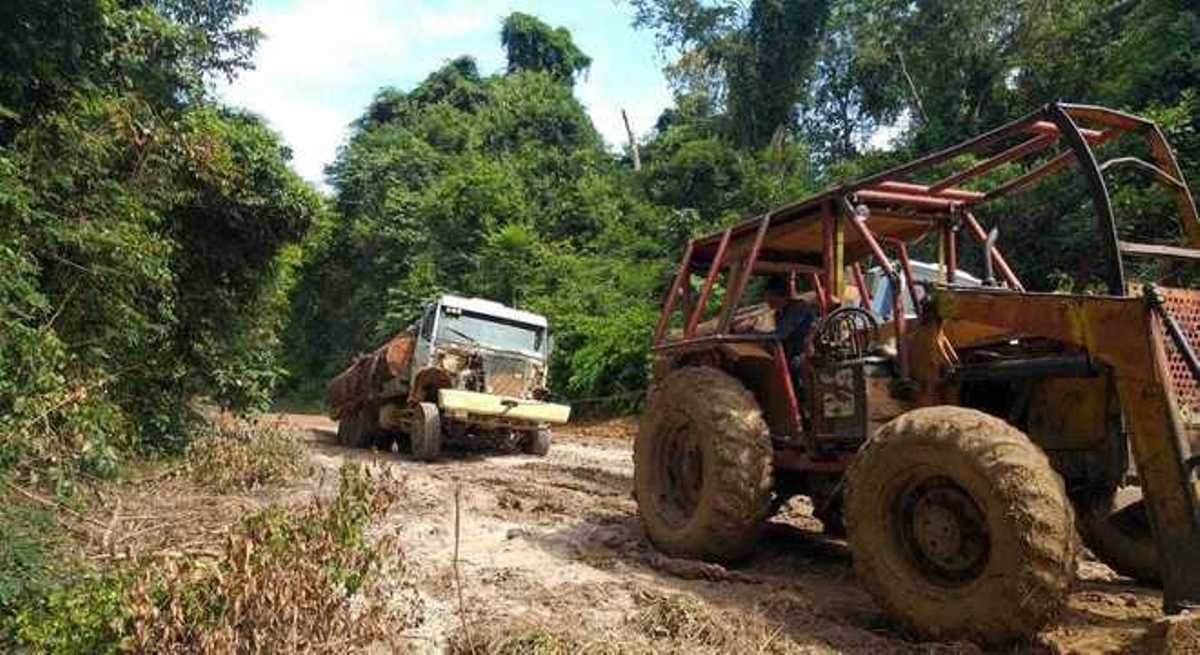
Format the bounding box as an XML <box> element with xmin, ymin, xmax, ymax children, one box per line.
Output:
<box><xmin>284</xmin><ymin>414</ymin><xmax>1169</xmax><ymax>654</ymax></box>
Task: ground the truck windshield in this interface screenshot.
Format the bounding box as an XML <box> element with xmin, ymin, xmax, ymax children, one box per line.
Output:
<box><xmin>437</xmin><ymin>307</ymin><xmax>544</xmax><ymax>355</ymax></box>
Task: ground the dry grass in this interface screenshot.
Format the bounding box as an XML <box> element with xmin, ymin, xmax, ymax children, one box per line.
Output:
<box><xmin>449</xmin><ymin>618</ymin><xmax>638</xmax><ymax>655</ymax></box>
<box><xmin>123</xmin><ymin>463</ymin><xmax>419</xmax><ymax>653</ymax></box>
<box><xmin>185</xmin><ymin>415</ymin><xmax>308</xmax><ymax>492</ymax></box>
<box><xmin>629</xmin><ymin>591</ymin><xmax>797</xmax><ymax>653</ymax></box>
<box><xmin>448</xmin><ymin>591</ymin><xmax>823</xmax><ymax>655</ymax></box>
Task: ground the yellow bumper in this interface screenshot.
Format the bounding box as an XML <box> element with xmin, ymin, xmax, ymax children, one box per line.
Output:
<box><xmin>437</xmin><ymin>389</ymin><xmax>571</xmax><ymax>424</ymax></box>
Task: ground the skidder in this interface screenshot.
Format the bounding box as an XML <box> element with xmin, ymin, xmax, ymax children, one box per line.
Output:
<box><xmin>636</xmin><ymin>104</ymin><xmax>1200</xmax><ymax>645</ymax></box>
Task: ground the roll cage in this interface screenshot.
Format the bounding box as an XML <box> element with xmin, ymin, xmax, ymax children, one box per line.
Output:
<box><xmin>653</xmin><ymin>102</ymin><xmax>1199</xmax><ymax>364</ymax></box>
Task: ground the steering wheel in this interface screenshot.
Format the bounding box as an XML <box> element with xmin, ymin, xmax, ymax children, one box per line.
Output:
<box><xmin>810</xmin><ymin>307</ymin><xmax>880</xmax><ymax>362</ymax></box>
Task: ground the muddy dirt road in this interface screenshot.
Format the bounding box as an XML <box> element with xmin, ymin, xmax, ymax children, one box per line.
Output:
<box><xmin>283</xmin><ymin>414</ymin><xmax>1168</xmax><ymax>654</ymax></box>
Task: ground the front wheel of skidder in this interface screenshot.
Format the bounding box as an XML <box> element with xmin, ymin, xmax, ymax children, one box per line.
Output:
<box><xmin>411</xmin><ymin>402</ymin><xmax>442</xmax><ymax>461</ymax></box>
<box><xmin>634</xmin><ymin>366</ymin><xmax>773</xmax><ymax>563</ymax></box>
<box><xmin>845</xmin><ymin>406</ymin><xmax>1077</xmax><ymax>646</ymax></box>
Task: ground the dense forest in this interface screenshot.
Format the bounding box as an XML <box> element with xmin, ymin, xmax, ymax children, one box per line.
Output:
<box><xmin>2</xmin><ymin>0</ymin><xmax>1198</xmax><ymax>478</ymax></box>
<box><xmin>284</xmin><ymin>0</ymin><xmax>1200</xmax><ymax>413</ymax></box>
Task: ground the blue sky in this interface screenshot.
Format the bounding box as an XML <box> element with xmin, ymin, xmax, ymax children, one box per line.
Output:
<box><xmin>217</xmin><ymin>0</ymin><xmax>675</xmax><ymax>188</ymax></box>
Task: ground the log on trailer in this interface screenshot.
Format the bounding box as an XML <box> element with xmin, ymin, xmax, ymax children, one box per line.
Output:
<box><xmin>325</xmin><ymin>334</ymin><xmax>415</xmax><ymax>419</ymax></box>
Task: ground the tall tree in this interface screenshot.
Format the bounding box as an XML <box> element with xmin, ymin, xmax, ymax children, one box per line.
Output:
<box><xmin>1</xmin><ymin>0</ymin><xmax>320</xmax><ymax>478</ymax></box>
<box><xmin>501</xmin><ymin>12</ymin><xmax>593</xmax><ymax>85</ymax></box>
<box><xmin>630</xmin><ymin>0</ymin><xmax>832</xmax><ymax>148</ymax></box>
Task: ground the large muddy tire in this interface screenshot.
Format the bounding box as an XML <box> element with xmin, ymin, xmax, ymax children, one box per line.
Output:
<box><xmin>411</xmin><ymin>402</ymin><xmax>442</xmax><ymax>462</ymax></box>
<box><xmin>634</xmin><ymin>366</ymin><xmax>773</xmax><ymax>563</ymax></box>
<box><xmin>524</xmin><ymin>426</ymin><xmax>552</xmax><ymax>456</ymax></box>
<box><xmin>1080</xmin><ymin>482</ymin><xmax>1200</xmax><ymax>585</ymax></box>
<box><xmin>845</xmin><ymin>406</ymin><xmax>1077</xmax><ymax>646</ymax></box>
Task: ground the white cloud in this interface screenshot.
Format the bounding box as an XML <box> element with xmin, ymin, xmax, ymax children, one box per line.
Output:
<box><xmin>577</xmin><ymin>70</ymin><xmax>672</xmax><ymax>152</ymax></box>
<box><xmin>216</xmin><ymin>1</ymin><xmax>672</xmax><ymax>188</ymax></box>
<box><xmin>216</xmin><ymin>0</ymin><xmax>505</xmax><ymax>186</ymax></box>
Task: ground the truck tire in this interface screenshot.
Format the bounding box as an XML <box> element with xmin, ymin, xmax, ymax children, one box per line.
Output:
<box><xmin>411</xmin><ymin>402</ymin><xmax>442</xmax><ymax>461</ymax></box>
<box><xmin>1079</xmin><ymin>481</ymin><xmax>1200</xmax><ymax>585</ymax></box>
<box><xmin>524</xmin><ymin>426</ymin><xmax>552</xmax><ymax>456</ymax></box>
<box><xmin>845</xmin><ymin>406</ymin><xmax>1077</xmax><ymax>646</ymax></box>
<box><xmin>336</xmin><ymin>407</ymin><xmax>374</xmax><ymax>448</ymax></box>
<box><xmin>634</xmin><ymin>366</ymin><xmax>773</xmax><ymax>563</ymax></box>
<box><xmin>356</xmin><ymin>403</ymin><xmax>381</xmax><ymax>449</ymax></box>
<box><xmin>336</xmin><ymin>412</ymin><xmax>356</xmax><ymax>446</ymax></box>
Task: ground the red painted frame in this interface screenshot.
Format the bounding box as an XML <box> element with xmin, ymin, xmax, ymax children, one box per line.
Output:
<box><xmin>651</xmin><ymin>102</ymin><xmax>1200</xmax><ymax>444</ymax></box>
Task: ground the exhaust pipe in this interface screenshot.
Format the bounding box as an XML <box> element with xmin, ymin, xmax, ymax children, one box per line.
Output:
<box><xmin>983</xmin><ymin>227</ymin><xmax>999</xmax><ymax>287</ymax></box>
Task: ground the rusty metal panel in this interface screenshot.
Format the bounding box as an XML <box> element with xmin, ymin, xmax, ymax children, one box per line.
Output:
<box><xmin>812</xmin><ymin>361</ymin><xmax>867</xmax><ymax>443</ymax></box>
<box><xmin>1158</xmin><ymin>287</ymin><xmax>1200</xmax><ymax>432</ymax></box>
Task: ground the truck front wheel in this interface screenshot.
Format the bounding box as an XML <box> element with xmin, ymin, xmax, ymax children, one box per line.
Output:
<box><xmin>634</xmin><ymin>366</ymin><xmax>773</xmax><ymax>563</ymax></box>
<box><xmin>524</xmin><ymin>426</ymin><xmax>552</xmax><ymax>456</ymax></box>
<box><xmin>411</xmin><ymin>402</ymin><xmax>442</xmax><ymax>461</ymax></box>
<box><xmin>845</xmin><ymin>407</ymin><xmax>1077</xmax><ymax>646</ymax></box>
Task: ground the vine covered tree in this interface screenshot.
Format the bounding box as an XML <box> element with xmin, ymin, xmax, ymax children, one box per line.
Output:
<box><xmin>501</xmin><ymin>12</ymin><xmax>593</xmax><ymax>85</ymax></box>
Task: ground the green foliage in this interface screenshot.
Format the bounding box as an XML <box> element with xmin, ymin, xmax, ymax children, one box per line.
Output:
<box><xmin>0</xmin><ymin>493</ymin><xmax>129</xmax><ymax>654</ymax></box>
<box><xmin>631</xmin><ymin>0</ymin><xmax>832</xmax><ymax>148</ymax></box>
<box><xmin>0</xmin><ymin>502</ymin><xmax>60</xmax><ymax>622</ymax></box>
<box><xmin>4</xmin><ymin>572</ymin><xmax>130</xmax><ymax>655</ymax></box>
<box><xmin>286</xmin><ymin>35</ymin><xmax>674</xmax><ymax>403</ymax></box>
<box><xmin>2</xmin><ymin>463</ymin><xmax>405</xmax><ymax>653</ymax></box>
<box><xmin>0</xmin><ymin>0</ymin><xmax>321</xmax><ymax>480</ymax></box>
<box><xmin>127</xmin><ymin>463</ymin><xmax>408</xmax><ymax>652</ymax></box>
<box><xmin>502</xmin><ymin>12</ymin><xmax>593</xmax><ymax>85</ymax></box>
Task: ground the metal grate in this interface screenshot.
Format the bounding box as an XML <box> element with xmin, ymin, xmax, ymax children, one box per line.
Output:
<box><xmin>483</xmin><ymin>354</ymin><xmax>532</xmax><ymax>398</ymax></box>
<box><xmin>1159</xmin><ymin>287</ymin><xmax>1200</xmax><ymax>426</ymax></box>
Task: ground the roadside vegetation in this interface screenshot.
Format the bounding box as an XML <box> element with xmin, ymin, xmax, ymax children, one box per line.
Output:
<box><xmin>3</xmin><ymin>460</ymin><xmax>410</xmax><ymax>653</ymax></box>
<box><xmin>185</xmin><ymin>416</ymin><xmax>308</xmax><ymax>492</ymax></box>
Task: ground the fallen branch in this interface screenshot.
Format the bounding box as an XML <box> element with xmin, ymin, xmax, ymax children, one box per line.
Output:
<box><xmin>644</xmin><ymin>552</ymin><xmax>762</xmax><ymax>584</ymax></box>
<box><xmin>4</xmin><ymin>479</ymin><xmax>109</xmax><ymax>531</ymax></box>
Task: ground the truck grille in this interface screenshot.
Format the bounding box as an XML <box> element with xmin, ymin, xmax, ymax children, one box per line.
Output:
<box><xmin>1159</xmin><ymin>287</ymin><xmax>1200</xmax><ymax>427</ymax></box>
<box><xmin>483</xmin><ymin>355</ymin><xmax>532</xmax><ymax>398</ymax></box>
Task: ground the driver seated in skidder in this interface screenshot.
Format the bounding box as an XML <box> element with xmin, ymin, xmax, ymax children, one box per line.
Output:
<box><xmin>733</xmin><ymin>275</ymin><xmax>818</xmax><ymax>379</ymax></box>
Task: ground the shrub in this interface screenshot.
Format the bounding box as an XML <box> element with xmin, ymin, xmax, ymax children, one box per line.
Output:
<box><xmin>4</xmin><ymin>464</ymin><xmax>412</xmax><ymax>653</ymax></box>
<box><xmin>126</xmin><ymin>463</ymin><xmax>414</xmax><ymax>653</ymax></box>
<box><xmin>4</xmin><ymin>572</ymin><xmax>130</xmax><ymax>655</ymax></box>
<box><xmin>184</xmin><ymin>417</ymin><xmax>307</xmax><ymax>492</ymax></box>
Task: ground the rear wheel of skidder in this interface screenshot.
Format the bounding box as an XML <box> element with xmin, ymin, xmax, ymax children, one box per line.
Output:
<box><xmin>635</xmin><ymin>366</ymin><xmax>773</xmax><ymax>563</ymax></box>
<box><xmin>524</xmin><ymin>426</ymin><xmax>552</xmax><ymax>456</ymax></box>
<box><xmin>845</xmin><ymin>406</ymin><xmax>1077</xmax><ymax>646</ymax></box>
<box><xmin>411</xmin><ymin>402</ymin><xmax>442</xmax><ymax>461</ymax></box>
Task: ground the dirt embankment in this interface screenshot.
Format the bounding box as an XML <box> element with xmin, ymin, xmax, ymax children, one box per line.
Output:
<box><xmin>280</xmin><ymin>413</ymin><xmax>1176</xmax><ymax>655</ymax></box>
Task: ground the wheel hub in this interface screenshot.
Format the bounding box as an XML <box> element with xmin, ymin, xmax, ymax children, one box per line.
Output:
<box><xmin>659</xmin><ymin>426</ymin><xmax>704</xmax><ymax>525</ymax></box>
<box><xmin>897</xmin><ymin>477</ymin><xmax>990</xmax><ymax>585</ymax></box>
